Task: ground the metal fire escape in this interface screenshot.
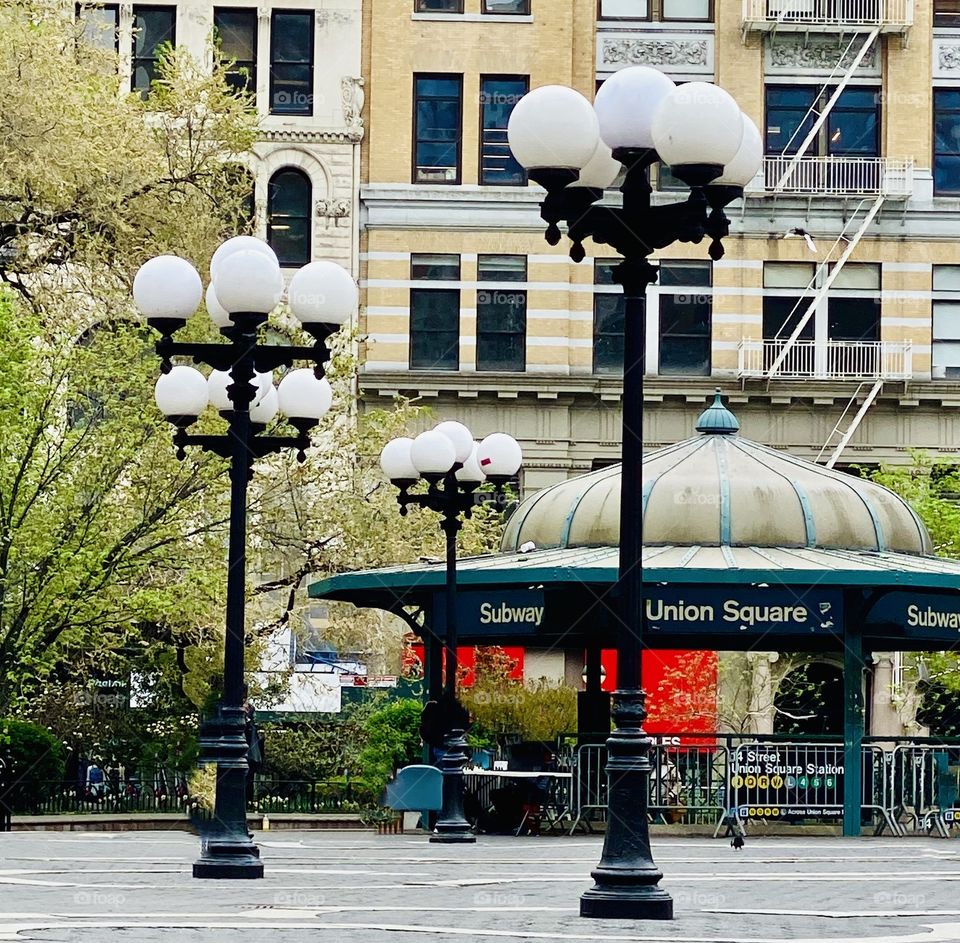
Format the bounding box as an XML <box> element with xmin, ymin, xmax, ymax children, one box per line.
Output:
<box><xmin>742</xmin><ymin>0</ymin><xmax>914</xmax><ymax>464</ymax></box>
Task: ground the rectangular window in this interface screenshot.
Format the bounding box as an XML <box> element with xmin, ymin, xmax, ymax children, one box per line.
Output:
<box><xmin>661</xmin><ymin>0</ymin><xmax>711</xmax><ymax>20</ymax></box>
<box><xmin>763</xmin><ymin>263</ymin><xmax>815</xmax><ymax>374</ymax></box>
<box><xmin>482</xmin><ymin>0</ymin><xmax>530</xmax><ymax>12</ymax></box>
<box><xmin>934</xmin><ymin>266</ymin><xmax>960</xmax><ymax>377</ymax></box>
<box><xmin>480</xmin><ymin>77</ymin><xmax>528</xmax><ymax>186</ymax></box>
<box><xmin>935</xmin><ymin>1</ymin><xmax>960</xmax><ymax>27</ymax></box>
<box><xmin>78</xmin><ymin>3</ymin><xmax>119</xmax><ymax>52</ymax></box>
<box><xmin>132</xmin><ymin>5</ymin><xmax>175</xmax><ymax>96</ymax></box>
<box><xmin>215</xmin><ymin>8</ymin><xmax>257</xmax><ymax>96</ymax></box>
<box><xmin>477</xmin><ymin>256</ymin><xmax>526</xmax><ymax>372</ymax></box>
<box><xmin>765</xmin><ymin>86</ymin><xmax>817</xmax><ymax>156</ymax></box>
<box><xmin>410</xmin><ymin>254</ymin><xmax>460</xmax><ymax>371</ymax></box>
<box><xmin>416</xmin><ymin>0</ymin><xmax>463</xmax><ymax>10</ymax></box>
<box><xmin>599</xmin><ymin>0</ymin><xmax>649</xmax><ymax>16</ymax></box>
<box><xmin>414</xmin><ymin>74</ymin><xmax>462</xmax><ymax>184</ymax></box>
<box><xmin>828</xmin><ymin>88</ymin><xmax>880</xmax><ymax>157</ymax></box>
<box><xmin>658</xmin><ymin>261</ymin><xmax>711</xmax><ymax>376</ymax></box>
<box><xmin>827</xmin><ymin>263</ymin><xmax>880</xmax><ymax>376</ymax></box>
<box><xmin>270</xmin><ymin>10</ymin><xmax>313</xmax><ymax>116</ymax></box>
<box><xmin>935</xmin><ymin>90</ymin><xmax>960</xmax><ymax>195</ymax></box>
<box><xmin>765</xmin><ymin>86</ymin><xmax>879</xmax><ymax>157</ymax></box>
<box><xmin>411</xmin><ymin>253</ymin><xmax>460</xmax><ymax>280</ymax></box>
<box><xmin>594</xmin><ymin>260</ymin><xmax>624</xmax><ymax>374</ymax></box>
<box><xmin>598</xmin><ymin>0</ymin><xmax>709</xmax><ymax>20</ymax></box>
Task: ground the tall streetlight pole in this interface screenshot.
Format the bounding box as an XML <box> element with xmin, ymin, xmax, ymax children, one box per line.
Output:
<box><xmin>134</xmin><ymin>238</ymin><xmax>358</xmax><ymax>878</ymax></box>
<box><xmin>507</xmin><ymin>68</ymin><xmax>762</xmax><ymax>919</ymax></box>
<box><xmin>380</xmin><ymin>423</ymin><xmax>522</xmax><ymax>843</ymax></box>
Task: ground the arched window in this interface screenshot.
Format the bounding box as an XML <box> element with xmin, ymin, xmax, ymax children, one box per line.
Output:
<box><xmin>267</xmin><ymin>168</ymin><xmax>312</xmax><ymax>267</ymax></box>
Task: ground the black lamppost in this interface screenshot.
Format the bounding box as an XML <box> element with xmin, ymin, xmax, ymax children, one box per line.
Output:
<box><xmin>507</xmin><ymin>68</ymin><xmax>762</xmax><ymax>919</ymax></box>
<box><xmin>134</xmin><ymin>238</ymin><xmax>358</xmax><ymax>878</ymax></box>
<box><xmin>380</xmin><ymin>423</ymin><xmax>522</xmax><ymax>843</ymax></box>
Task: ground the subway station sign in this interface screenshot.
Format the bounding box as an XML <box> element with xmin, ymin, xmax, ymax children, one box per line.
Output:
<box><xmin>731</xmin><ymin>743</ymin><xmax>845</xmax><ymax>821</ymax></box>
<box><xmin>432</xmin><ymin>586</ymin><xmax>843</xmax><ymax>638</ymax></box>
<box><xmin>869</xmin><ymin>591</ymin><xmax>960</xmax><ymax>640</ymax></box>
<box><xmin>433</xmin><ymin>589</ymin><xmax>548</xmax><ymax>637</ymax></box>
<box><xmin>644</xmin><ymin>587</ymin><xmax>843</xmax><ymax>636</ymax></box>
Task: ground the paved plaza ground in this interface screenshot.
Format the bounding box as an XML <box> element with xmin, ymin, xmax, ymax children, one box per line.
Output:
<box><xmin>1</xmin><ymin>831</ymin><xmax>960</xmax><ymax>942</ymax></box>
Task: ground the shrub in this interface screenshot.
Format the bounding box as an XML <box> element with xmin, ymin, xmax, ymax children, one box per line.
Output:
<box><xmin>0</xmin><ymin>718</ymin><xmax>66</xmax><ymax>804</ymax></box>
<box><xmin>357</xmin><ymin>699</ymin><xmax>423</xmax><ymax>797</ymax></box>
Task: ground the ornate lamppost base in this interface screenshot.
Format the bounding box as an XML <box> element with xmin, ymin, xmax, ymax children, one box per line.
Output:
<box><xmin>429</xmin><ymin>726</ymin><xmax>475</xmax><ymax>844</ymax></box>
<box><xmin>580</xmin><ymin>690</ymin><xmax>673</xmax><ymax>920</ymax></box>
<box><xmin>580</xmin><ymin>886</ymin><xmax>674</xmax><ymax>920</ymax></box>
<box><xmin>193</xmin><ymin>850</ymin><xmax>264</xmax><ymax>880</ymax></box>
<box><xmin>429</xmin><ymin>831</ymin><xmax>477</xmax><ymax>844</ymax></box>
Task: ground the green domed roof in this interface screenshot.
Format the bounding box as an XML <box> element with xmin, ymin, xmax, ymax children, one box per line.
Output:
<box><xmin>502</xmin><ymin>395</ymin><xmax>931</xmax><ymax>556</ymax></box>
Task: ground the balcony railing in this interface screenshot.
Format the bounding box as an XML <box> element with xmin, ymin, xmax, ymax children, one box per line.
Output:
<box><xmin>751</xmin><ymin>156</ymin><xmax>914</xmax><ymax>199</ymax></box>
<box><xmin>742</xmin><ymin>0</ymin><xmax>913</xmax><ymax>30</ymax></box>
<box><xmin>738</xmin><ymin>339</ymin><xmax>913</xmax><ymax>381</ymax></box>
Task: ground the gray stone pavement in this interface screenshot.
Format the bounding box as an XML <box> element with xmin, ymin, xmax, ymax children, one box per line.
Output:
<box><xmin>1</xmin><ymin>830</ymin><xmax>960</xmax><ymax>942</ymax></box>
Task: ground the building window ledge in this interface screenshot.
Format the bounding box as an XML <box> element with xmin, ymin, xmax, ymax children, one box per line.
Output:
<box><xmin>411</xmin><ymin>12</ymin><xmax>533</xmax><ymax>23</ymax></box>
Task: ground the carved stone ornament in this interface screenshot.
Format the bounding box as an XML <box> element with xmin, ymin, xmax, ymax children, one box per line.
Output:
<box><xmin>601</xmin><ymin>38</ymin><xmax>708</xmax><ymax>68</ymax></box>
<box><xmin>340</xmin><ymin>76</ymin><xmax>365</xmax><ymax>132</ymax></box>
<box><xmin>940</xmin><ymin>44</ymin><xmax>960</xmax><ymax>71</ymax></box>
<box><xmin>317</xmin><ymin>198</ymin><xmax>351</xmax><ymax>220</ymax></box>
<box><xmin>769</xmin><ymin>34</ymin><xmax>878</xmax><ymax>71</ymax></box>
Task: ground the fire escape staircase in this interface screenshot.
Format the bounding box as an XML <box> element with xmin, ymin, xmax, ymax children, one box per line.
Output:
<box><xmin>761</xmin><ymin>25</ymin><xmax>890</xmax><ymax>465</ymax></box>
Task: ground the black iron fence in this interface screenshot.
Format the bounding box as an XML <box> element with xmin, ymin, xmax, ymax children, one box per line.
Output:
<box><xmin>0</xmin><ymin>772</ymin><xmax>369</xmax><ymax>817</ymax></box>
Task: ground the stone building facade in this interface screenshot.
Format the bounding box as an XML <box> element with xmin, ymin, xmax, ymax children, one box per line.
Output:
<box><xmin>357</xmin><ymin>0</ymin><xmax>958</xmax><ymax>735</ymax></box>
<box><xmin>89</xmin><ymin>0</ymin><xmax>363</xmax><ymax>274</ymax></box>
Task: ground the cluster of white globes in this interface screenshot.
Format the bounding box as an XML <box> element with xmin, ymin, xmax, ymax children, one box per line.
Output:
<box><xmin>380</xmin><ymin>422</ymin><xmax>523</xmax><ymax>485</ymax></box>
<box><xmin>132</xmin><ymin>236</ymin><xmax>359</xmax><ymax>424</ymax></box>
<box><xmin>506</xmin><ymin>66</ymin><xmax>763</xmax><ymax>190</ymax></box>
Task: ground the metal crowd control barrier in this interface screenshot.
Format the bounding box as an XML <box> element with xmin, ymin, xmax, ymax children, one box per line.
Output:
<box><xmin>728</xmin><ymin>742</ymin><xmax>898</xmax><ymax>835</ymax></box>
<box><xmin>569</xmin><ymin>744</ymin><xmax>607</xmax><ymax>833</ymax></box>
<box><xmin>567</xmin><ymin>734</ymin><xmax>960</xmax><ymax>838</ymax></box>
<box><xmin>569</xmin><ymin>740</ymin><xmax>729</xmax><ymax>833</ymax></box>
<box><xmin>890</xmin><ymin>744</ymin><xmax>960</xmax><ymax>838</ymax></box>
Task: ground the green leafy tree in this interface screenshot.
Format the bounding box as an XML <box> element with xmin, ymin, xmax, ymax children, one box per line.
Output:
<box><xmin>461</xmin><ymin>646</ymin><xmax>576</xmax><ymax>748</ymax></box>
<box><xmin>357</xmin><ymin>699</ymin><xmax>423</xmax><ymax>795</ymax></box>
<box><xmin>0</xmin><ymin>2</ymin><xmax>257</xmax><ymax>303</ymax></box>
<box><xmin>0</xmin><ymin>717</ymin><xmax>66</xmax><ymax>805</ymax></box>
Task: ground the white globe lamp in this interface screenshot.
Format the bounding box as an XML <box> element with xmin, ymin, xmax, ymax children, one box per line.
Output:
<box><xmin>594</xmin><ymin>66</ymin><xmax>676</xmax><ymax>153</ymax></box>
<box><xmin>155</xmin><ymin>366</ymin><xmax>209</xmax><ymax>421</ymax></box>
<box><xmin>410</xmin><ymin>430</ymin><xmax>457</xmax><ymax>479</ymax></box>
<box><xmin>277</xmin><ymin>368</ymin><xmax>333</xmax><ymax>423</ymax></box>
<box><xmin>288</xmin><ymin>261</ymin><xmax>358</xmax><ymax>327</ymax></box>
<box><xmin>134</xmin><ymin>256</ymin><xmax>203</xmax><ymax>329</ymax></box>
<box><xmin>507</xmin><ymin>86</ymin><xmax>599</xmax><ymax>173</ymax></box>
<box><xmin>568</xmin><ymin>141</ymin><xmax>622</xmax><ymax>190</ymax></box>
<box><xmin>651</xmin><ymin>82</ymin><xmax>743</xmax><ymax>184</ymax></box>
<box><xmin>477</xmin><ymin>432</ymin><xmax>523</xmax><ymax>480</ymax></box>
<box><xmin>206</xmin><ymin>283</ymin><xmax>232</xmax><ymax>330</ymax></box>
<box><xmin>210</xmin><ymin>236</ymin><xmax>279</xmax><ymax>282</ymax></box>
<box><xmin>434</xmin><ymin>420</ymin><xmax>474</xmax><ymax>465</ymax></box>
<box><xmin>380</xmin><ymin>438</ymin><xmax>419</xmax><ymax>485</ymax></box>
<box><xmin>249</xmin><ymin>386</ymin><xmax>279</xmax><ymax>425</ymax></box>
<box><xmin>712</xmin><ymin>113</ymin><xmax>763</xmax><ymax>188</ymax></box>
<box><xmin>213</xmin><ymin>250</ymin><xmax>283</xmax><ymax>316</ymax></box>
<box><xmin>456</xmin><ymin>443</ymin><xmax>487</xmax><ymax>485</ymax></box>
